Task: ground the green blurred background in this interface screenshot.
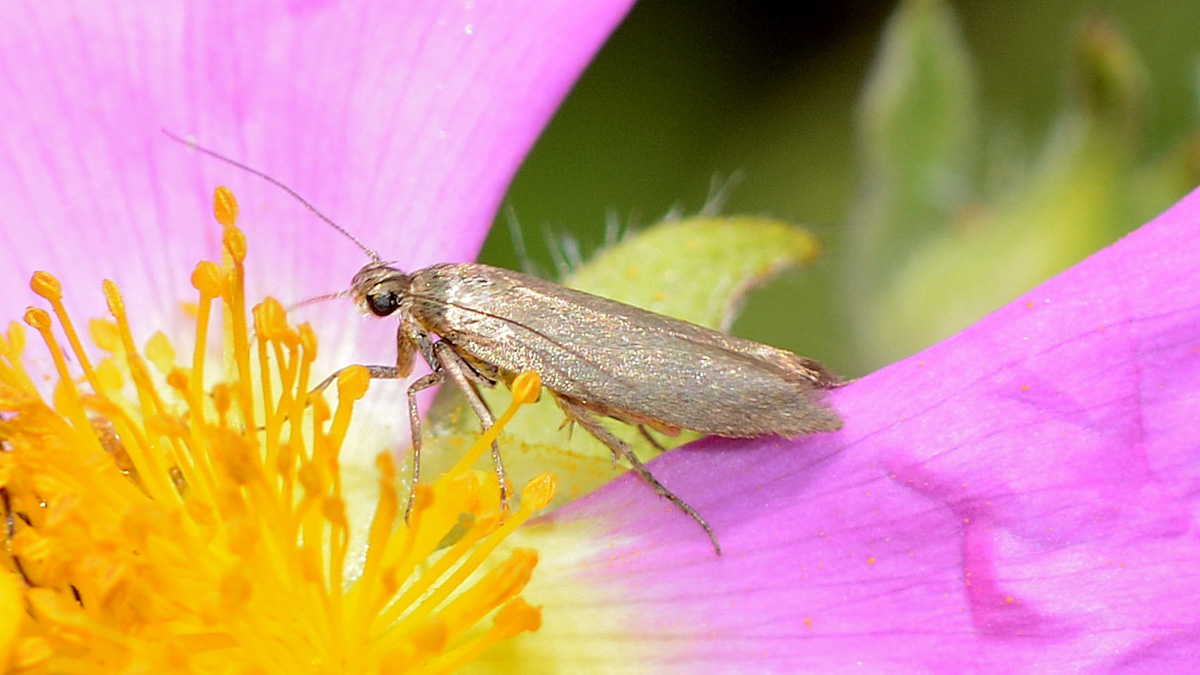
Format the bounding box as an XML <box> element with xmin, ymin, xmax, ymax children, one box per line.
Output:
<box><xmin>480</xmin><ymin>0</ymin><xmax>1200</xmax><ymax>376</ymax></box>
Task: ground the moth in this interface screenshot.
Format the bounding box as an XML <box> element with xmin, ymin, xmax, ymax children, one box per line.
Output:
<box><xmin>167</xmin><ymin>131</ymin><xmax>844</xmax><ymax>554</ymax></box>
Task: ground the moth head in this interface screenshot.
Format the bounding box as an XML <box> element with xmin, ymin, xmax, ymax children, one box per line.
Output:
<box><xmin>351</xmin><ymin>262</ymin><xmax>412</xmax><ymax>318</ymax></box>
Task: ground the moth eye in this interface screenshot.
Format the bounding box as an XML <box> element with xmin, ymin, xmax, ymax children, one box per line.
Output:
<box><xmin>367</xmin><ymin>289</ymin><xmax>401</xmax><ymax>316</ymax></box>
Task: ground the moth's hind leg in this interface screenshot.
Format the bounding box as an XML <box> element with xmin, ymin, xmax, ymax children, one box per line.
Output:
<box><xmin>637</xmin><ymin>425</ymin><xmax>669</xmax><ymax>453</ymax></box>
<box><xmin>553</xmin><ymin>395</ymin><xmax>721</xmax><ymax>555</ymax></box>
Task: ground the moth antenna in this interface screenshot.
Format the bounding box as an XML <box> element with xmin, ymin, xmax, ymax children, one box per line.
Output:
<box><xmin>161</xmin><ymin>128</ymin><xmax>382</xmax><ymax>263</ymax></box>
<box><xmin>287</xmin><ymin>290</ymin><xmax>353</xmax><ymax>313</ymax></box>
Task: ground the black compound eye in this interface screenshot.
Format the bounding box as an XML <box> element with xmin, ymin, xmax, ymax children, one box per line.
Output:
<box><xmin>367</xmin><ymin>289</ymin><xmax>401</xmax><ymax>316</ymax></box>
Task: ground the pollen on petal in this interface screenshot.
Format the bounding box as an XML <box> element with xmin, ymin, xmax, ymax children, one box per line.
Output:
<box><xmin>0</xmin><ymin>188</ymin><xmax>551</xmax><ymax>672</ymax></box>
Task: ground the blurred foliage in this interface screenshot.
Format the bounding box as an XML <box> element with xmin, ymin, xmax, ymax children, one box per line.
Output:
<box><xmin>482</xmin><ymin>0</ymin><xmax>1200</xmax><ymax>375</ymax></box>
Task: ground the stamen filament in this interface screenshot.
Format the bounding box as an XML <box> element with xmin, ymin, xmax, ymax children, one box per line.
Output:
<box><xmin>31</xmin><ymin>272</ymin><xmax>104</xmax><ymax>396</ymax></box>
<box><xmin>448</xmin><ymin>371</ymin><xmax>543</xmax><ymax>477</ymax></box>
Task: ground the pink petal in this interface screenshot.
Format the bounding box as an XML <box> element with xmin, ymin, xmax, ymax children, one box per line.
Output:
<box><xmin>525</xmin><ymin>186</ymin><xmax>1200</xmax><ymax>671</ymax></box>
<box><xmin>0</xmin><ymin>0</ymin><xmax>631</xmax><ymax>368</ymax></box>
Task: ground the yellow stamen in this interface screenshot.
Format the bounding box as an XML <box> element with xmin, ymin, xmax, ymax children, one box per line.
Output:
<box><xmin>0</xmin><ymin>186</ymin><xmax>550</xmax><ymax>672</ymax></box>
<box><xmin>448</xmin><ymin>371</ymin><xmax>543</xmax><ymax>478</ymax></box>
<box><xmin>213</xmin><ymin>183</ymin><xmax>239</xmax><ymax>226</ymax></box>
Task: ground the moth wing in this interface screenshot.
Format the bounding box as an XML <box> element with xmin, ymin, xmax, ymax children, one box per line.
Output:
<box><xmin>409</xmin><ymin>263</ymin><xmax>842</xmax><ymax>436</ymax></box>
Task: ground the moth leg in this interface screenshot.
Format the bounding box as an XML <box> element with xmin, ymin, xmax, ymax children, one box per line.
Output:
<box><xmin>637</xmin><ymin>425</ymin><xmax>668</xmax><ymax>453</ymax></box>
<box><xmin>403</xmin><ymin>370</ymin><xmax>445</xmax><ymax>520</ymax></box>
<box><xmin>311</xmin><ymin>364</ymin><xmax>405</xmax><ymax>394</ymax></box>
<box><xmin>554</xmin><ymin>396</ymin><xmax>721</xmax><ymax>555</ymax></box>
<box><xmin>310</xmin><ymin>364</ymin><xmax>445</xmax><ymax>522</ymax></box>
<box><xmin>431</xmin><ymin>342</ymin><xmax>510</xmax><ymax>514</ymax></box>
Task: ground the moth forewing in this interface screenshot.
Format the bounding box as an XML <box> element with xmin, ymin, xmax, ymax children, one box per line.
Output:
<box><xmin>407</xmin><ymin>263</ymin><xmax>843</xmax><ymax>438</ymax></box>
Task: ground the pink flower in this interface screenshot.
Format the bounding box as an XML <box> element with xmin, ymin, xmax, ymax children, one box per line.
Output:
<box><xmin>515</xmin><ymin>187</ymin><xmax>1200</xmax><ymax>671</ymax></box>
<box><xmin>0</xmin><ymin>1</ymin><xmax>631</xmax><ymax>671</ymax></box>
<box><xmin>0</xmin><ymin>0</ymin><xmax>631</xmax><ymax>470</ymax></box>
<box><xmin>5</xmin><ymin>1</ymin><xmax>1197</xmax><ymax>672</ymax></box>
<box><xmin>0</xmin><ymin>0</ymin><xmax>629</xmax><ymax>381</ymax></box>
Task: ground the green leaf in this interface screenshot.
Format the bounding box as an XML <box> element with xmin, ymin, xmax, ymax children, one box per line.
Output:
<box><xmin>563</xmin><ymin>215</ymin><xmax>821</xmax><ymax>329</ymax></box>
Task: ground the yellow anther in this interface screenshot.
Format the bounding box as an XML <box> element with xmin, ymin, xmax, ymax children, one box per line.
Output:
<box><xmin>22</xmin><ymin>308</ymin><xmax>50</xmax><ymax>331</ymax></box>
<box><xmin>29</xmin><ymin>271</ymin><xmax>62</xmax><ymax>301</ymax></box>
<box><xmin>213</xmin><ymin>185</ymin><xmax>239</xmax><ymax>227</ymax></box>
<box><xmin>253</xmin><ymin>298</ymin><xmax>287</xmax><ymax>339</ymax></box>
<box><xmin>212</xmin><ymin>383</ymin><xmax>231</xmax><ymax>416</ymax></box>
<box><xmin>166</xmin><ymin>368</ymin><xmax>189</xmax><ymax>392</ymax></box>
<box><xmin>409</xmin><ymin>483</ymin><xmax>435</xmax><ymax>516</ymax></box>
<box><xmin>251</xmin><ymin>302</ymin><xmax>270</xmax><ymax>339</ymax></box>
<box><xmin>520</xmin><ymin>473</ymin><xmax>557</xmax><ymax>510</ymax></box>
<box><xmin>409</xmin><ymin>621</ymin><xmax>450</xmax><ymax>661</ymax></box>
<box><xmin>493</xmin><ymin>549</ymin><xmax>538</xmax><ymax>596</ymax></box>
<box><xmin>296</xmin><ymin>462</ymin><xmax>319</xmax><ymax>493</ymax></box>
<box><xmin>336</xmin><ymin>364</ymin><xmax>371</xmax><ymax>401</ymax></box>
<box><xmin>298</xmin><ymin>323</ymin><xmax>317</xmax><ymax>362</ymax></box>
<box><xmin>493</xmin><ymin>597</ymin><xmax>542</xmax><ymax>636</ymax></box>
<box><xmin>223</xmin><ymin>225</ymin><xmax>247</xmax><ymax>263</ymax></box>
<box><xmin>510</xmin><ymin>371</ymin><xmax>542</xmax><ymax>404</ymax></box>
<box><xmin>322</xmin><ymin>496</ymin><xmax>347</xmax><ymax>529</ymax></box>
<box><xmin>102</xmin><ymin>279</ymin><xmax>124</xmax><ymax>317</ymax></box>
<box><xmin>375</xmin><ymin>451</ymin><xmax>397</xmax><ymax>481</ymax></box>
<box><xmin>191</xmin><ymin>260</ymin><xmax>224</xmax><ymax>297</ymax></box>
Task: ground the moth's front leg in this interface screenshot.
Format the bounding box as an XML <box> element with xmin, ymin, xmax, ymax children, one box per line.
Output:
<box><xmin>400</xmin><ymin>326</ymin><xmax>443</xmax><ymax>520</ymax></box>
<box><xmin>403</xmin><ymin>368</ymin><xmax>443</xmax><ymax>521</ymax></box>
<box><xmin>311</xmin><ymin>364</ymin><xmax>404</xmax><ymax>394</ymax></box>
<box><xmin>310</xmin><ymin>325</ymin><xmax>440</xmax><ymax>521</ymax></box>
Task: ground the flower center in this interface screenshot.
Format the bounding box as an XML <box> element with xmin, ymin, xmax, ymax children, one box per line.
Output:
<box><xmin>0</xmin><ymin>186</ymin><xmax>551</xmax><ymax>673</ymax></box>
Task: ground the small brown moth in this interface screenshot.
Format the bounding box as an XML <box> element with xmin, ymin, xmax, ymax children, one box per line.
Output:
<box><xmin>167</xmin><ymin>131</ymin><xmax>844</xmax><ymax>554</ymax></box>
